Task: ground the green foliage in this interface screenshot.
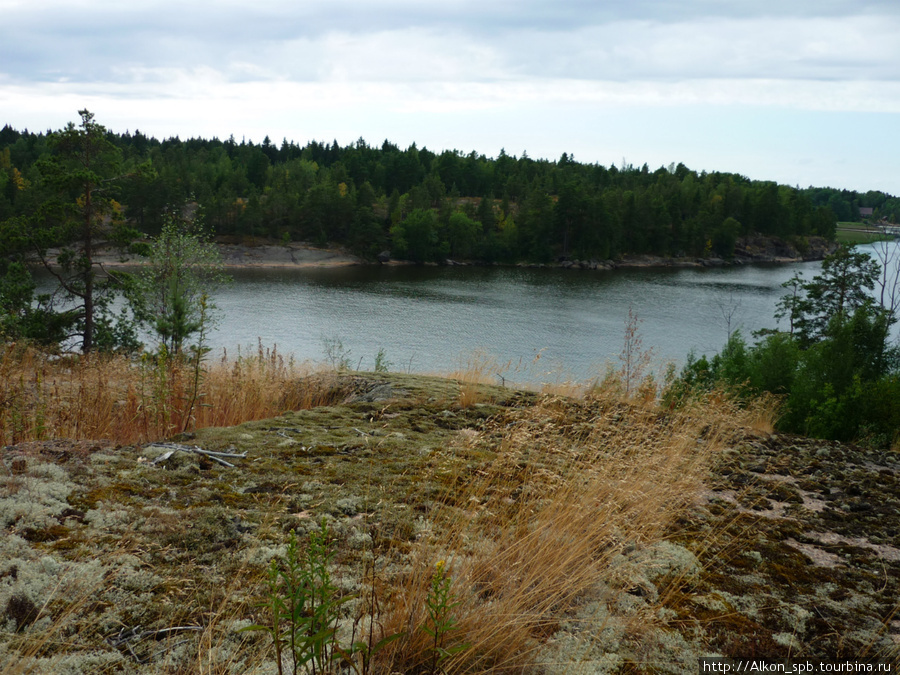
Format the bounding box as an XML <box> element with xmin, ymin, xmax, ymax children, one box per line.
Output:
<box><xmin>31</xmin><ymin>110</ymin><xmax>142</xmax><ymax>352</ymax></box>
<box><xmin>4</xmin><ymin>118</ymin><xmax>875</xmax><ymax>272</ymax></box>
<box><xmin>422</xmin><ymin>560</ymin><xmax>468</xmax><ymax>674</ymax></box>
<box><xmin>130</xmin><ymin>210</ymin><xmax>229</xmax><ymax>355</ymax></box>
<box><xmin>746</xmin><ymin>331</ymin><xmax>800</xmax><ymax>395</ymax></box>
<box><xmin>672</xmin><ymin>246</ymin><xmax>899</xmax><ymax>445</ymax></box>
<box><xmin>446</xmin><ymin>211</ymin><xmax>482</xmax><ymax>260</ymax></box>
<box><xmin>151</xmin><ymin>281</ymin><xmax>202</xmax><ymax>354</ymax></box>
<box><xmin>709</xmin><ymin>330</ymin><xmax>751</xmax><ymax>391</ymax></box>
<box><xmin>787</xmin><ymin>245</ymin><xmax>881</xmax><ymax>345</ymax></box>
<box><xmin>91</xmin><ymin>304</ymin><xmax>142</xmax><ymax>354</ymax></box>
<box><xmin>390</xmin><ymin>209</ymin><xmax>443</xmax><ymax>263</ymax></box>
<box><xmin>373</xmin><ymin>347</ymin><xmax>392</xmax><ymax>373</ymax></box>
<box><xmin>242</xmin><ymin>521</ymin><xmax>353</xmax><ymax>675</ymax></box>
<box><xmin>0</xmin><ymin>260</ymin><xmax>75</xmax><ymax>346</ymax></box>
<box><xmin>0</xmin><ymin>111</ymin><xmax>146</xmax><ymax>353</ymax></box>
<box><xmin>664</xmin><ymin>350</ymin><xmax>714</xmax><ymax>406</ymax></box>
<box><xmin>712</xmin><ymin>216</ymin><xmax>741</xmax><ymax>258</ymax></box>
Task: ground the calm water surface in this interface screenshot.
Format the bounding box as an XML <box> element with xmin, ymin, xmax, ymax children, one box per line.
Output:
<box><xmin>35</xmin><ymin>242</ymin><xmax>899</xmax><ymax>384</ymax></box>
<box><xmin>208</xmin><ymin>242</ymin><xmax>898</xmax><ymax>384</ymax></box>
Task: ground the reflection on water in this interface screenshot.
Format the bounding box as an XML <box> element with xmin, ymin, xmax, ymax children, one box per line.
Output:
<box><xmin>32</xmin><ymin>242</ymin><xmax>900</xmax><ymax>385</ymax></box>
<box><xmin>211</xmin><ymin>261</ymin><xmax>819</xmax><ymax>383</ymax></box>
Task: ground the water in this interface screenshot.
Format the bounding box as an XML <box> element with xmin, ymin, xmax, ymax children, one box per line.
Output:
<box><xmin>212</xmin><ymin>262</ymin><xmax>805</xmax><ymax>382</ymax></box>
<box><xmin>33</xmin><ymin>242</ymin><xmax>900</xmax><ymax>385</ymax></box>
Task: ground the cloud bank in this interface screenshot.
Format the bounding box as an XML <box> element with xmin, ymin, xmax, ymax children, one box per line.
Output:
<box><xmin>2</xmin><ymin>1</ymin><xmax>899</xmax><ymax>191</ymax></box>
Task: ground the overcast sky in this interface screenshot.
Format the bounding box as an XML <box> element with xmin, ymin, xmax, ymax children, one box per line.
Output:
<box><xmin>2</xmin><ymin>0</ymin><xmax>898</xmax><ymax>194</ymax></box>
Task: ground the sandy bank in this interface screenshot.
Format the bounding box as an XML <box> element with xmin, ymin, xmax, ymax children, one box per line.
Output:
<box><xmin>59</xmin><ymin>241</ymin><xmax>364</xmax><ymax>269</ymax></box>
<box><xmin>215</xmin><ymin>242</ymin><xmax>363</xmax><ymax>268</ymax></box>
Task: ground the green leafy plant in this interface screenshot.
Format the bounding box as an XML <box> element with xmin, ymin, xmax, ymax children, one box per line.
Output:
<box><xmin>422</xmin><ymin>560</ymin><xmax>468</xmax><ymax>675</ymax></box>
<box><xmin>335</xmin><ymin>557</ymin><xmax>404</xmax><ymax>675</ymax></box>
<box><xmin>243</xmin><ymin>520</ymin><xmax>352</xmax><ymax>675</ymax></box>
<box><xmin>373</xmin><ymin>347</ymin><xmax>392</xmax><ymax>373</ymax></box>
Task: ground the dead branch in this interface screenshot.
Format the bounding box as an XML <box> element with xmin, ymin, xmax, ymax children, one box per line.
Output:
<box><xmin>106</xmin><ymin>624</ymin><xmax>203</xmax><ymax>664</ymax></box>
<box><xmin>144</xmin><ymin>442</ymin><xmax>247</xmax><ymax>468</ymax></box>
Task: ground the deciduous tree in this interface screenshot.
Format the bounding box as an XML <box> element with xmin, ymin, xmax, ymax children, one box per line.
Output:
<box><xmin>131</xmin><ymin>208</ymin><xmax>229</xmax><ymax>355</ymax></box>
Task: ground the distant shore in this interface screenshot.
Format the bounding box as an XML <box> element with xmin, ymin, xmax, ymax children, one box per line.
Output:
<box><xmin>72</xmin><ymin>241</ymin><xmax>365</xmax><ymax>270</ymax></box>
<box><xmin>61</xmin><ymin>234</ymin><xmax>840</xmax><ymax>272</ymax></box>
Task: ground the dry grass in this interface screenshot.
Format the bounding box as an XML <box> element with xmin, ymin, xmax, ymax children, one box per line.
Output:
<box><xmin>0</xmin><ymin>342</ymin><xmax>343</xmax><ymax>446</ymax></box>
<box><xmin>449</xmin><ymin>351</ymin><xmax>514</xmax><ymax>408</ymax></box>
<box><xmin>448</xmin><ymin>350</ymin><xmax>566</xmax><ymax>407</ymax></box>
<box><xmin>375</xmin><ymin>381</ymin><xmax>777</xmax><ymax>673</ymax></box>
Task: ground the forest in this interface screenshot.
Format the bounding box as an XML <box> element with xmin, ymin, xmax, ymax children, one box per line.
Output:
<box><xmin>2</xmin><ymin>118</ymin><xmax>899</xmax><ymax>266</ymax></box>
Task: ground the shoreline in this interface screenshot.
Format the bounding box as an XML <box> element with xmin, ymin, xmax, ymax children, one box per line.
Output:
<box><xmin>50</xmin><ymin>235</ymin><xmax>841</xmax><ymax>272</ymax></box>
<box><xmin>53</xmin><ymin>242</ymin><xmax>366</xmax><ymax>270</ymax></box>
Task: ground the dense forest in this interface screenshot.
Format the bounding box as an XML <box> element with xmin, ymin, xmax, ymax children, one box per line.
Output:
<box><xmin>2</xmin><ymin>119</ymin><xmax>899</xmax><ymax>264</ymax></box>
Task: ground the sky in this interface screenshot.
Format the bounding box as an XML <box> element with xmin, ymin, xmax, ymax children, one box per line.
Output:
<box><xmin>2</xmin><ymin>0</ymin><xmax>899</xmax><ymax>195</ymax></box>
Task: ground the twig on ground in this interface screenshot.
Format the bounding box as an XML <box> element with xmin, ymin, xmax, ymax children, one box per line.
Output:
<box><xmin>106</xmin><ymin>624</ymin><xmax>204</xmax><ymax>664</ymax></box>
<box><xmin>144</xmin><ymin>443</ymin><xmax>247</xmax><ymax>468</ymax></box>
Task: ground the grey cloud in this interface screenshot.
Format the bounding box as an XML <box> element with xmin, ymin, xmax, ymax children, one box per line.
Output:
<box><xmin>3</xmin><ymin>0</ymin><xmax>900</xmax><ymax>85</ymax></box>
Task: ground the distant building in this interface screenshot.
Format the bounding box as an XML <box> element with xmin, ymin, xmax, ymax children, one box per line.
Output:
<box><xmin>859</xmin><ymin>207</ymin><xmax>874</xmax><ymax>218</ymax></box>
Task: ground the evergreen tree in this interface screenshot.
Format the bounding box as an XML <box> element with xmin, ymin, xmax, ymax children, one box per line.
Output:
<box><xmin>20</xmin><ymin>110</ymin><xmax>143</xmax><ymax>352</ymax></box>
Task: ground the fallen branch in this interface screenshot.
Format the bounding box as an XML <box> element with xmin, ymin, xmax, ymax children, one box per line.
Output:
<box><xmin>107</xmin><ymin>624</ymin><xmax>203</xmax><ymax>664</ymax></box>
<box><xmin>144</xmin><ymin>443</ymin><xmax>247</xmax><ymax>468</ymax></box>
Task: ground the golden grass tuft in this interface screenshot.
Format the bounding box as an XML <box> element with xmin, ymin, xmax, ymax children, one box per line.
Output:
<box><xmin>0</xmin><ymin>342</ymin><xmax>341</xmax><ymax>446</ymax></box>
<box><xmin>449</xmin><ymin>351</ymin><xmax>508</xmax><ymax>408</ymax></box>
<box><xmin>376</xmin><ymin>377</ymin><xmax>770</xmax><ymax>673</ymax></box>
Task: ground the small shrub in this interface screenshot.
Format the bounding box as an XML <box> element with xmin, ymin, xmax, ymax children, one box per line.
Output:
<box><xmin>243</xmin><ymin>520</ymin><xmax>350</xmax><ymax>674</ymax></box>
<box><xmin>422</xmin><ymin>561</ymin><xmax>468</xmax><ymax>674</ymax></box>
<box><xmin>322</xmin><ymin>336</ymin><xmax>353</xmax><ymax>372</ymax></box>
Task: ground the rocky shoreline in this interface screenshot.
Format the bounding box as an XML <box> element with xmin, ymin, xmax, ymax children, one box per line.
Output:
<box><xmin>502</xmin><ymin>235</ymin><xmax>838</xmax><ymax>271</ymax></box>
<box><xmin>433</xmin><ymin>235</ymin><xmax>837</xmax><ymax>271</ymax></box>
<box><xmin>70</xmin><ymin>241</ymin><xmax>365</xmax><ymax>270</ymax></box>
<box><xmin>64</xmin><ymin>234</ymin><xmax>838</xmax><ymax>272</ymax></box>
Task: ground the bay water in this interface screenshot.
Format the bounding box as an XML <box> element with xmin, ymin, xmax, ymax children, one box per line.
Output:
<box><xmin>33</xmin><ymin>242</ymin><xmax>900</xmax><ymax>386</ymax></box>
<box><xmin>211</xmin><ymin>243</ymin><xmax>900</xmax><ymax>385</ymax></box>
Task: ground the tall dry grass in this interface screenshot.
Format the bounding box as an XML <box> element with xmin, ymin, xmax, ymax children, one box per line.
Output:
<box><xmin>448</xmin><ymin>350</ymin><xmax>524</xmax><ymax>407</ymax></box>
<box><xmin>0</xmin><ymin>342</ymin><xmax>342</xmax><ymax>446</ymax></box>
<box><xmin>376</xmin><ymin>380</ymin><xmax>777</xmax><ymax>673</ymax></box>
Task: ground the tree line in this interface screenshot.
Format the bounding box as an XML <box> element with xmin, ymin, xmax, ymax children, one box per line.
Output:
<box><xmin>3</xmin><ymin>115</ymin><xmax>898</xmax><ymax>267</ymax></box>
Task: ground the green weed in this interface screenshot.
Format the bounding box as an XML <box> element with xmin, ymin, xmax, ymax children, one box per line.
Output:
<box><xmin>422</xmin><ymin>560</ymin><xmax>468</xmax><ymax>675</ymax></box>
<box><xmin>243</xmin><ymin>520</ymin><xmax>350</xmax><ymax>674</ymax></box>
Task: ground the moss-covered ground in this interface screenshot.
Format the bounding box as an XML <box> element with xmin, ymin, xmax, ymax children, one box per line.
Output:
<box><xmin>1</xmin><ymin>373</ymin><xmax>898</xmax><ymax>672</ymax></box>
